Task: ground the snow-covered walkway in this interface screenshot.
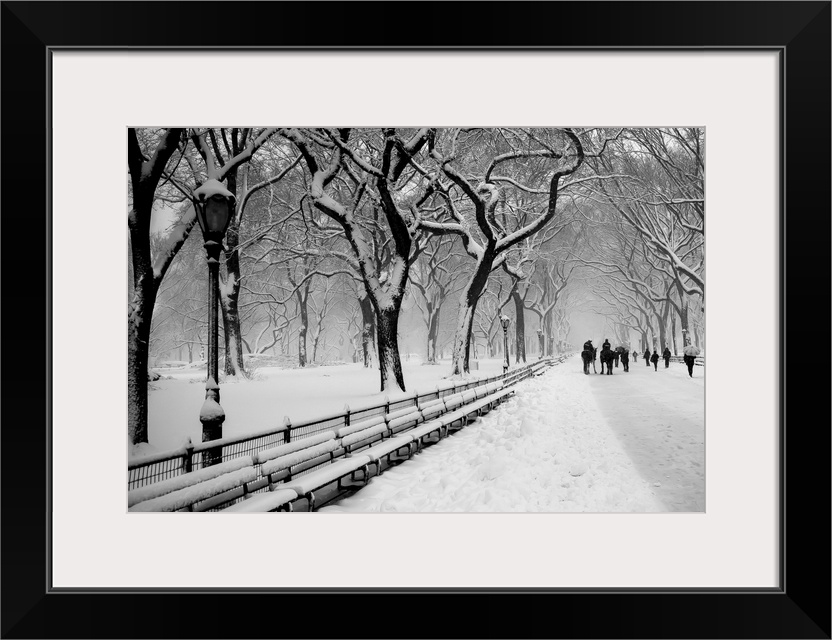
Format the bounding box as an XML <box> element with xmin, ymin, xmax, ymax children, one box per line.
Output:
<box><xmin>320</xmin><ymin>355</ymin><xmax>704</xmax><ymax>513</ymax></box>
<box><xmin>588</xmin><ymin>356</ymin><xmax>705</xmax><ymax>511</ymax></box>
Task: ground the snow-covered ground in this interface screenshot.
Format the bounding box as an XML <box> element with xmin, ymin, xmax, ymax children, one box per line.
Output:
<box><xmin>320</xmin><ymin>355</ymin><xmax>704</xmax><ymax>513</ymax></box>
<box><xmin>142</xmin><ymin>358</ymin><xmax>508</xmax><ymax>455</ymax></box>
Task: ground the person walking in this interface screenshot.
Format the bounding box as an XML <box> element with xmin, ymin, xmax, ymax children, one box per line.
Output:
<box><xmin>620</xmin><ymin>349</ymin><xmax>630</xmax><ymax>372</ymax></box>
<box><xmin>663</xmin><ymin>347</ymin><xmax>671</xmax><ymax>368</ymax></box>
<box><xmin>632</xmin><ymin>350</ymin><xmax>638</xmax><ymax>363</ymax></box>
<box><xmin>644</xmin><ymin>347</ymin><xmax>651</xmax><ymax>366</ymax></box>
<box><xmin>683</xmin><ymin>354</ymin><xmax>696</xmax><ymax>377</ymax></box>
<box><xmin>650</xmin><ymin>350</ymin><xmax>659</xmax><ymax>371</ymax></box>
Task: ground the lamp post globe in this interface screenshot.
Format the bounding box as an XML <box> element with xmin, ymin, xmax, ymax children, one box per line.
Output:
<box><xmin>499</xmin><ymin>315</ymin><xmax>511</xmax><ymax>373</ymax></box>
<box><xmin>193</xmin><ymin>179</ymin><xmax>236</xmax><ymax>467</ymax></box>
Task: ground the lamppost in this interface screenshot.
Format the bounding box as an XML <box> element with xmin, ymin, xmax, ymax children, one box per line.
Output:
<box><xmin>536</xmin><ymin>328</ymin><xmax>544</xmax><ymax>359</ymax></box>
<box><xmin>193</xmin><ymin>179</ymin><xmax>236</xmax><ymax>467</ymax></box>
<box><xmin>681</xmin><ymin>328</ymin><xmax>689</xmax><ymax>347</ymax></box>
<box><xmin>500</xmin><ymin>315</ymin><xmax>511</xmax><ymax>373</ymax></box>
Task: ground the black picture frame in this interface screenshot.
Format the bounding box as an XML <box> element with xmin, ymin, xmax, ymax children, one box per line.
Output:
<box><xmin>1</xmin><ymin>2</ymin><xmax>829</xmax><ymax>638</ymax></box>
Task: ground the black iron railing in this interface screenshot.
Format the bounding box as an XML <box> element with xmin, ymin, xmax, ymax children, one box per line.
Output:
<box><xmin>128</xmin><ymin>355</ymin><xmax>570</xmax><ymax>491</ymax></box>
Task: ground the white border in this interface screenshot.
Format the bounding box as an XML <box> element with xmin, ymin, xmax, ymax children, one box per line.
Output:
<box><xmin>51</xmin><ymin>51</ymin><xmax>779</xmax><ymax>588</ymax></box>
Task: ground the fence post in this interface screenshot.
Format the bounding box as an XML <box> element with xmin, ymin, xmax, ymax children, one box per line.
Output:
<box><xmin>344</xmin><ymin>404</ymin><xmax>351</xmax><ymax>428</ymax></box>
<box><xmin>415</xmin><ymin>391</ymin><xmax>420</xmax><ymax>411</ymax></box>
<box><xmin>283</xmin><ymin>416</ymin><xmax>292</xmax><ymax>444</ymax></box>
<box><xmin>183</xmin><ymin>437</ymin><xmax>194</xmax><ymax>474</ymax></box>
<box><xmin>384</xmin><ymin>395</ymin><xmax>390</xmax><ymax>415</ymax></box>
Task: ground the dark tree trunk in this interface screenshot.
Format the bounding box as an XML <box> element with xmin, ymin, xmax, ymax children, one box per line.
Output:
<box><xmin>426</xmin><ymin>305</ymin><xmax>440</xmax><ymax>363</ymax></box>
<box><xmin>673</xmin><ymin>281</ymin><xmax>692</xmax><ymax>347</ymax></box>
<box><xmin>127</xmin><ymin>275</ymin><xmax>157</xmax><ymax>444</ymax></box>
<box><xmin>512</xmin><ymin>290</ymin><xmax>526</xmax><ymax>364</ymax></box>
<box><xmin>658</xmin><ymin>302</ymin><xmax>670</xmax><ymax>351</ymax></box>
<box><xmin>451</xmin><ymin>253</ymin><xmax>494</xmax><ymax>375</ymax></box>
<box><xmin>220</xmin><ymin>171</ymin><xmax>247</xmax><ymax>377</ymax></box>
<box><xmin>376</xmin><ymin>306</ymin><xmax>405</xmax><ymax>391</ymax></box>
<box><xmin>311</xmin><ymin>330</ymin><xmax>321</xmax><ymax>363</ymax></box>
<box><xmin>297</xmin><ymin>293</ymin><xmax>309</xmax><ymax>367</ymax></box>
<box><xmin>670</xmin><ymin>309</ymin><xmax>678</xmax><ymax>355</ymax></box>
<box><xmin>360</xmin><ymin>294</ymin><xmax>375</xmax><ymax>368</ymax></box>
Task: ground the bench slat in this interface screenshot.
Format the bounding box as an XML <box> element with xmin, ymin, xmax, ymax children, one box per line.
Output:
<box><xmin>283</xmin><ymin>455</ymin><xmax>371</xmax><ymax>495</ymax></box>
<box><xmin>256</xmin><ymin>431</ymin><xmax>336</xmax><ymax>465</ymax></box>
<box><xmin>362</xmin><ymin>435</ymin><xmax>413</xmax><ymax>461</ymax></box>
<box><xmin>260</xmin><ymin>439</ymin><xmax>338</xmax><ymax>477</ymax></box>
<box><xmin>222</xmin><ymin>488</ymin><xmax>299</xmax><ymax>513</ymax></box>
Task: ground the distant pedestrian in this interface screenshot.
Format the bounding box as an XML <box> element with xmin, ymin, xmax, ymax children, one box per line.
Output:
<box><xmin>632</xmin><ymin>350</ymin><xmax>638</xmax><ymax>362</ymax></box>
<box><xmin>620</xmin><ymin>350</ymin><xmax>630</xmax><ymax>372</ymax></box>
<box><xmin>683</xmin><ymin>354</ymin><xmax>696</xmax><ymax>377</ymax></box>
<box><xmin>663</xmin><ymin>347</ymin><xmax>671</xmax><ymax>368</ymax></box>
<box><xmin>650</xmin><ymin>350</ymin><xmax>659</xmax><ymax>371</ymax></box>
<box><xmin>644</xmin><ymin>348</ymin><xmax>651</xmax><ymax>366</ymax></box>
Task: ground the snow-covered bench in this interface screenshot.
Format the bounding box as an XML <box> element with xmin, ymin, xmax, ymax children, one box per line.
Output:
<box><xmin>128</xmin><ymin>456</ymin><xmax>258</xmax><ymax>512</ymax></box>
<box><xmin>442</xmin><ymin>392</ymin><xmax>467</xmax><ymax>412</ymax></box>
<box><xmin>256</xmin><ymin>431</ymin><xmax>340</xmax><ymax>486</ymax></box>
<box><xmin>336</xmin><ymin>415</ymin><xmax>388</xmax><ymax>455</ymax></box>
<box><xmin>282</xmin><ymin>454</ymin><xmax>372</xmax><ymax>511</ymax></box>
<box><xmin>417</xmin><ymin>397</ymin><xmax>445</xmax><ymax>421</ymax></box>
<box><xmin>386</xmin><ymin>406</ymin><xmax>423</xmax><ymax>435</ymax></box>
<box><xmin>362</xmin><ymin>434</ymin><xmax>415</xmax><ymax>476</ymax></box>
<box><xmin>221</xmin><ymin>487</ymin><xmax>299</xmax><ymax>513</ymax></box>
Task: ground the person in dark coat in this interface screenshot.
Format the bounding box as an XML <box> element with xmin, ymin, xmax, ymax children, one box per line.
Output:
<box><xmin>662</xmin><ymin>347</ymin><xmax>671</xmax><ymax>368</ymax></box>
<box><xmin>602</xmin><ymin>338</ymin><xmax>611</xmax><ymax>351</ymax></box>
<box><xmin>620</xmin><ymin>349</ymin><xmax>630</xmax><ymax>372</ymax></box>
<box><xmin>632</xmin><ymin>350</ymin><xmax>638</xmax><ymax>362</ymax></box>
<box><xmin>583</xmin><ymin>339</ymin><xmax>594</xmax><ymax>354</ymax></box>
<box><xmin>644</xmin><ymin>348</ymin><xmax>651</xmax><ymax>366</ymax></box>
<box><xmin>650</xmin><ymin>350</ymin><xmax>659</xmax><ymax>371</ymax></box>
<box><xmin>683</xmin><ymin>354</ymin><xmax>696</xmax><ymax>377</ymax></box>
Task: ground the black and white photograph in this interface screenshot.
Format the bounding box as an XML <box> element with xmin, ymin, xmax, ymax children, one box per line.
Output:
<box><xmin>128</xmin><ymin>127</ymin><xmax>705</xmax><ymax>513</ymax></box>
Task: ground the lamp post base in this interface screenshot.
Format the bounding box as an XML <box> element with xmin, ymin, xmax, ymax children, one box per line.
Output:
<box><xmin>200</xmin><ymin>377</ymin><xmax>225</xmax><ymax>467</ymax></box>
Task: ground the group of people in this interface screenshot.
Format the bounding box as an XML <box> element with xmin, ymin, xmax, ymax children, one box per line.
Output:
<box><xmin>583</xmin><ymin>339</ymin><xmax>697</xmax><ymax>377</ymax></box>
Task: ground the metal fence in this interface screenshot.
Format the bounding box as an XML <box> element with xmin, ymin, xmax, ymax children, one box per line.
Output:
<box><xmin>128</xmin><ymin>355</ymin><xmax>569</xmax><ymax>491</ymax></box>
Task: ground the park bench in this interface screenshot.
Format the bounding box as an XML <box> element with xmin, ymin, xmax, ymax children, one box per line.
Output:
<box><xmin>281</xmin><ymin>454</ymin><xmax>372</xmax><ymax>511</ymax></box>
<box><xmin>221</xmin><ymin>487</ymin><xmax>299</xmax><ymax>513</ymax></box>
<box><xmin>362</xmin><ymin>434</ymin><xmax>415</xmax><ymax>476</ymax></box>
<box><xmin>336</xmin><ymin>415</ymin><xmax>389</xmax><ymax>455</ymax></box>
<box><xmin>386</xmin><ymin>405</ymin><xmax>424</xmax><ymax>435</ymax></box>
<box><xmin>128</xmin><ymin>456</ymin><xmax>258</xmax><ymax>512</ymax></box>
<box><xmin>256</xmin><ymin>430</ymin><xmax>340</xmax><ymax>486</ymax></box>
<box><xmin>417</xmin><ymin>397</ymin><xmax>446</xmax><ymax>422</ymax></box>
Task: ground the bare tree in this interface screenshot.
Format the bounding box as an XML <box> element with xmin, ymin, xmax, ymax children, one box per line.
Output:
<box><xmin>418</xmin><ymin>128</ymin><xmax>586</xmax><ymax>375</ymax></box>
<box><xmin>128</xmin><ymin>128</ymin><xmax>187</xmax><ymax>444</ymax></box>
<box><xmin>280</xmin><ymin>127</ymin><xmax>434</xmax><ymax>391</ymax></box>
